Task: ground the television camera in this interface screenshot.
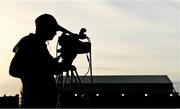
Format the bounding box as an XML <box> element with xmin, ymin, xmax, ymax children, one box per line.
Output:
<box><xmin>57</xmin><ymin>28</ymin><xmax>91</xmax><ymax>72</ymax></box>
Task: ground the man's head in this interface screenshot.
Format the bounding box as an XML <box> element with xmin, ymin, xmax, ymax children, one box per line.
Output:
<box><xmin>35</xmin><ymin>14</ymin><xmax>60</xmax><ymax>41</ymax></box>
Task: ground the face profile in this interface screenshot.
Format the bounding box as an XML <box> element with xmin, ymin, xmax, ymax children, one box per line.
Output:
<box><xmin>42</xmin><ymin>27</ymin><xmax>57</xmax><ymax>40</ymax></box>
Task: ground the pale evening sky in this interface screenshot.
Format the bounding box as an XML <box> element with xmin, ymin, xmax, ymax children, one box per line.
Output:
<box><xmin>0</xmin><ymin>0</ymin><xmax>180</xmax><ymax>96</ymax></box>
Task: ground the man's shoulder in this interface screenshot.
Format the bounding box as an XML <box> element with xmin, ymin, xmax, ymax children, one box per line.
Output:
<box><xmin>20</xmin><ymin>33</ymin><xmax>36</xmax><ymax>42</ymax></box>
<box><xmin>20</xmin><ymin>33</ymin><xmax>43</xmax><ymax>46</ymax></box>
<box><xmin>13</xmin><ymin>33</ymin><xmax>37</xmax><ymax>52</ymax></box>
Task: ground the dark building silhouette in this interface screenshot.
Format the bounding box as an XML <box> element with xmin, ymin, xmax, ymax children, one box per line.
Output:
<box><xmin>55</xmin><ymin>75</ymin><xmax>180</xmax><ymax>108</ymax></box>
<box><xmin>0</xmin><ymin>94</ymin><xmax>19</xmax><ymax>108</ymax></box>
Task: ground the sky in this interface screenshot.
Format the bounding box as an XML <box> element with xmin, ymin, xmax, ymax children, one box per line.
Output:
<box><xmin>0</xmin><ymin>0</ymin><xmax>180</xmax><ymax>96</ymax></box>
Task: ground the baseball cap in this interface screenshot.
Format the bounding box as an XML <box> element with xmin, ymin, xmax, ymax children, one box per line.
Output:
<box><xmin>35</xmin><ymin>14</ymin><xmax>60</xmax><ymax>31</ymax></box>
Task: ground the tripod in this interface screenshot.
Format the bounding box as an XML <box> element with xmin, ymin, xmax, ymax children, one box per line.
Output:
<box><xmin>56</xmin><ymin>65</ymin><xmax>91</xmax><ymax>108</ymax></box>
<box><xmin>55</xmin><ymin>29</ymin><xmax>93</xmax><ymax>107</ymax></box>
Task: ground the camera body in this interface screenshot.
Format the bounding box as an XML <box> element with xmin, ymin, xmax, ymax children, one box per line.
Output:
<box><xmin>57</xmin><ymin>32</ymin><xmax>91</xmax><ymax>70</ymax></box>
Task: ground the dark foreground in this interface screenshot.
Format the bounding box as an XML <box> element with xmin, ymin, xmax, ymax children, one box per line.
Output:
<box><xmin>60</xmin><ymin>92</ymin><xmax>180</xmax><ymax>108</ymax></box>
<box><xmin>1</xmin><ymin>75</ymin><xmax>180</xmax><ymax>108</ymax></box>
<box><xmin>0</xmin><ymin>93</ymin><xmax>179</xmax><ymax>108</ymax></box>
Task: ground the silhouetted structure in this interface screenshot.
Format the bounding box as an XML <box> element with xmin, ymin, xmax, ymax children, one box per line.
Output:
<box><xmin>0</xmin><ymin>94</ymin><xmax>19</xmax><ymax>108</ymax></box>
<box><xmin>56</xmin><ymin>75</ymin><xmax>180</xmax><ymax>108</ymax></box>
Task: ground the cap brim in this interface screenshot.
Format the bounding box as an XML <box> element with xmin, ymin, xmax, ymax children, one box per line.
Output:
<box><xmin>56</xmin><ymin>25</ymin><xmax>65</xmax><ymax>31</ymax></box>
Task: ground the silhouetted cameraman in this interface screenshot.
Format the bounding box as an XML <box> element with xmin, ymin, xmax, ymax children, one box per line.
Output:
<box><xmin>9</xmin><ymin>14</ymin><xmax>67</xmax><ymax>108</ymax></box>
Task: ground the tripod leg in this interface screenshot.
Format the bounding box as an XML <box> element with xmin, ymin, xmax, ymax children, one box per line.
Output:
<box><xmin>73</xmin><ymin>70</ymin><xmax>92</xmax><ymax>107</ymax></box>
<box><xmin>74</xmin><ymin>70</ymin><xmax>82</xmax><ymax>84</ymax></box>
<box><xmin>70</xmin><ymin>70</ymin><xmax>78</xmax><ymax>85</ymax></box>
<box><xmin>56</xmin><ymin>73</ymin><xmax>63</xmax><ymax>108</ymax></box>
<box><xmin>71</xmin><ymin>70</ymin><xmax>73</xmax><ymax>86</ymax></box>
<box><xmin>56</xmin><ymin>92</ymin><xmax>61</xmax><ymax>108</ymax></box>
<box><xmin>60</xmin><ymin>73</ymin><xmax>63</xmax><ymax>91</ymax></box>
<box><xmin>64</xmin><ymin>71</ymin><xmax>69</xmax><ymax>88</ymax></box>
